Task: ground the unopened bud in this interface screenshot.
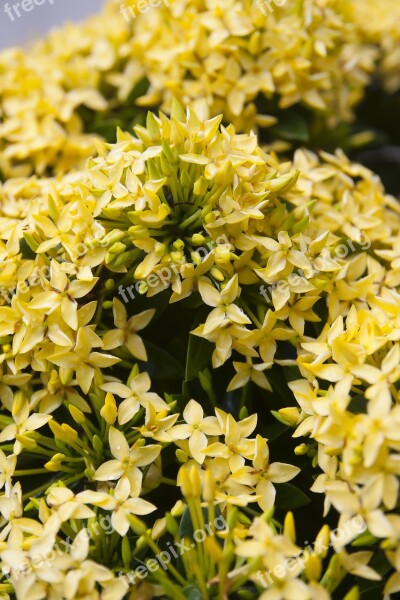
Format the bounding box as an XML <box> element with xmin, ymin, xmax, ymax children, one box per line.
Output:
<box><xmin>100</xmin><ymin>392</ymin><xmax>117</xmax><ymax>425</ymax></box>
<box><xmin>315</xmin><ymin>525</ymin><xmax>330</xmax><ymax>558</ymax></box>
<box><xmin>15</xmin><ymin>434</ymin><xmax>37</xmax><ymax>450</ymax></box>
<box><xmin>305</xmin><ymin>552</ymin><xmax>322</xmax><ymax>582</ymax></box>
<box><xmin>49</xmin><ymin>421</ymin><xmax>78</xmax><ymax>443</ymax></box>
<box><xmin>203</xmin><ymin>469</ymin><xmax>215</xmax><ymax>502</ymax></box>
<box><xmin>283</xmin><ymin>512</ymin><xmax>296</xmax><ymax>543</ymax></box>
<box><xmin>295</xmin><ymin>443</ymin><xmax>309</xmax><ymax>455</ymax></box>
<box><xmin>279</xmin><ymin>407</ymin><xmax>300</xmax><ymax>425</ymax></box>
<box><xmin>69</xmin><ymin>405</ymin><xmax>86</xmax><ymax>425</ymax></box>
<box><xmin>343</xmin><ymin>587</ymin><xmax>359</xmax><ymax>600</ymax></box>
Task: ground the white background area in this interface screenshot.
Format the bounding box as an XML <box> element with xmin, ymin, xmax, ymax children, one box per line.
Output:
<box><xmin>1</xmin><ymin>0</ymin><xmax>105</xmax><ymax>49</ymax></box>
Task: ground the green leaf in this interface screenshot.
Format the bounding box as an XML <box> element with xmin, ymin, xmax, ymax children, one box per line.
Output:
<box><xmin>185</xmin><ymin>308</ymin><xmax>213</xmax><ymax>382</ymax></box>
<box><xmin>266</xmin><ymin>366</ymin><xmax>292</xmax><ymax>405</ymax></box>
<box><xmin>145</xmin><ymin>341</ymin><xmax>184</xmax><ymax>381</ymax></box>
<box><xmin>178</xmin><ymin>506</ymin><xmax>195</xmax><ymax>539</ymax></box>
<box><xmin>179</xmin><ymin>293</ymin><xmax>205</xmax><ymax>309</ymax></box>
<box><xmin>347</xmin><ymin>394</ymin><xmax>367</xmax><ymax>414</ymax></box>
<box><xmin>178</xmin><ymin>505</ymin><xmax>223</xmax><ymax>539</ymax></box>
<box><xmin>21</xmin><ymin>234</ymin><xmax>39</xmax><ymax>257</ymax></box>
<box><xmin>270</xmin><ymin>112</ymin><xmax>309</xmax><ymax>142</ymax></box>
<box><xmin>275</xmin><ymin>484</ymin><xmax>311</xmax><ymax>510</ymax></box>
<box><xmin>126</xmin><ymin>77</ymin><xmax>150</xmax><ymax>104</ymax></box>
<box><xmin>265</xmin><ymin>418</ymin><xmax>289</xmax><ymax>441</ymax></box>
<box><xmin>183</xmin><ymin>586</ymin><xmax>203</xmax><ymax>600</ymax></box>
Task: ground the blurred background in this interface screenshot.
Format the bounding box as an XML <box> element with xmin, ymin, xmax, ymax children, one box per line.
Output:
<box><xmin>0</xmin><ymin>0</ymin><xmax>105</xmax><ymax>49</ymax></box>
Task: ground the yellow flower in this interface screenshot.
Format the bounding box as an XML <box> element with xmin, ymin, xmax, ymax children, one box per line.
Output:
<box><xmin>170</xmin><ymin>399</ymin><xmax>222</xmax><ymax>464</ymax></box>
<box><xmin>28</xmin><ymin>260</ymin><xmax>98</xmax><ymax>331</ymax></box>
<box><xmin>94</xmin><ymin>427</ymin><xmax>161</xmax><ymax>496</ymax></box>
<box><xmin>236</xmin><ymin>516</ymin><xmax>300</xmax><ymax>570</ymax></box>
<box><xmin>0</xmin><ymin>399</ymin><xmax>51</xmax><ymax>455</ymax></box>
<box><xmin>351</xmin><ymin>343</ymin><xmax>400</xmax><ymax>415</ymax></box>
<box><xmin>198</xmin><ymin>274</ymin><xmax>250</xmax><ymax>335</ymax></box>
<box><xmin>46</xmin><ymin>486</ymin><xmax>95</xmax><ymax>521</ymax></box>
<box><xmin>227</xmin><ymin>361</ymin><xmax>272</xmax><ymax>392</ymax></box>
<box><xmin>205</xmin><ymin>409</ymin><xmax>257</xmax><ymax>470</ymax></box>
<box><xmin>78</xmin><ymin>478</ymin><xmax>156</xmax><ymax>536</ymax></box>
<box><xmin>322</xmin><ymin>479</ymin><xmax>395</xmax><ymax>540</ymax></box>
<box><xmin>112</xmin><ymin>0</ymin><xmax>376</xmax><ymax>130</ymax></box>
<box><xmin>49</xmin><ymin>327</ymin><xmax>120</xmax><ymax>394</ymax></box>
<box><xmin>251</xmin><ymin>435</ymin><xmax>300</xmax><ymax>512</ymax></box>
<box><xmin>0</xmin><ymin>449</ymin><xmax>16</xmax><ymax>491</ymax></box>
<box><xmin>136</xmin><ymin>404</ymin><xmax>180</xmax><ymax>443</ymax></box>
<box><xmin>101</xmin><ymin>371</ymin><xmax>168</xmax><ymax>425</ymax></box>
<box><xmin>102</xmin><ymin>298</ymin><xmax>155</xmax><ymax>361</ymax></box>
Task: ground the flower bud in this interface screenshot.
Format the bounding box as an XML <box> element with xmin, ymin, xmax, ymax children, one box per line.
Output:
<box><xmin>49</xmin><ymin>421</ymin><xmax>78</xmax><ymax>443</ymax></box>
<box><xmin>129</xmin><ymin>515</ymin><xmax>148</xmax><ymax>536</ymax></box>
<box><xmin>204</xmin><ymin>536</ymin><xmax>223</xmax><ymax>562</ymax></box>
<box><xmin>171</xmin><ymin>500</ymin><xmax>186</xmax><ymax>518</ymax></box>
<box><xmin>343</xmin><ymin>587</ymin><xmax>360</xmax><ymax>600</ymax></box>
<box><xmin>210</xmin><ymin>267</ymin><xmax>224</xmax><ymax>281</ymax></box>
<box><xmin>203</xmin><ymin>469</ymin><xmax>215</xmax><ymax>502</ymax></box>
<box><xmin>179</xmin><ymin>467</ymin><xmax>192</xmax><ymax>498</ymax></box>
<box><xmin>176</xmin><ymin>449</ymin><xmax>188</xmax><ymax>463</ymax></box>
<box><xmin>191</xmin><ymin>233</ymin><xmax>206</xmax><ymax>246</ymax></box>
<box><xmin>214</xmin><ymin>246</ymin><xmax>231</xmax><ymax>264</ymax></box>
<box><xmin>277</xmin><ymin>407</ymin><xmax>300</xmax><ymax>426</ymax></box>
<box><xmin>315</xmin><ymin>525</ymin><xmax>330</xmax><ymax>558</ymax></box>
<box><xmin>295</xmin><ymin>443</ymin><xmax>309</xmax><ymax>455</ymax></box>
<box><xmin>166</xmin><ymin>513</ymin><xmax>179</xmax><ymax>537</ymax></box>
<box><xmin>193</xmin><ymin>176</ymin><xmax>208</xmax><ymax>196</ymax></box>
<box><xmin>305</xmin><ymin>552</ymin><xmax>322</xmax><ymax>582</ymax></box>
<box><xmin>283</xmin><ymin>512</ymin><xmax>296</xmax><ymax>543</ymax></box>
<box><xmin>69</xmin><ymin>405</ymin><xmax>86</xmax><ymax>425</ymax></box>
<box><xmin>100</xmin><ymin>392</ymin><xmax>117</xmax><ymax>425</ymax></box>
<box><xmin>15</xmin><ymin>434</ymin><xmax>37</xmax><ymax>450</ymax></box>
<box><xmin>59</xmin><ymin>367</ymin><xmax>74</xmax><ymax>386</ymax></box>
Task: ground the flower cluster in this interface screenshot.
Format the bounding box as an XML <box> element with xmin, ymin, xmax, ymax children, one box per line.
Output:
<box><xmin>0</xmin><ymin>6</ymin><xmax>132</xmax><ymax>178</ymax></box>
<box><xmin>341</xmin><ymin>0</ymin><xmax>400</xmax><ymax>93</ymax></box>
<box><xmin>0</xmin><ymin>0</ymin><xmax>389</xmax><ymax>179</ymax></box>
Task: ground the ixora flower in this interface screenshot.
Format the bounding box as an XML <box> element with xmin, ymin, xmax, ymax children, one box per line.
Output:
<box><xmin>0</xmin><ymin>0</ymin><xmax>379</xmax><ymax>179</ymax></box>
<box><xmin>94</xmin><ymin>427</ymin><xmax>162</xmax><ymax>495</ymax></box>
<box><xmin>77</xmin><ymin>478</ymin><xmax>156</xmax><ymax>536</ymax></box>
<box><xmin>169</xmin><ymin>399</ymin><xmax>222</xmax><ymax>463</ymax></box>
<box><xmin>0</xmin><ymin>398</ymin><xmax>51</xmax><ymax>455</ymax></box>
<box><xmin>101</xmin><ymin>371</ymin><xmax>168</xmax><ymax>424</ymax></box>
<box><xmin>343</xmin><ymin>0</ymin><xmax>400</xmax><ymax>93</ymax></box>
<box><xmin>105</xmin><ymin>0</ymin><xmax>377</xmax><ymax>131</ymax></box>
<box><xmin>102</xmin><ymin>298</ymin><xmax>155</xmax><ymax>361</ymax></box>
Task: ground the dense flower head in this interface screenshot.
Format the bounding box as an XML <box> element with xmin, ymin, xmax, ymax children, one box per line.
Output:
<box><xmin>0</xmin><ymin>0</ymin><xmax>386</xmax><ymax>180</ymax></box>
<box><xmin>0</xmin><ymin>48</ymin><xmax>104</xmax><ymax>179</ymax></box>
<box><xmin>108</xmin><ymin>0</ymin><xmax>377</xmax><ymax>130</ymax></box>
<box><xmin>341</xmin><ymin>0</ymin><xmax>400</xmax><ymax>93</ymax></box>
<box><xmin>0</xmin><ymin>7</ymin><xmax>132</xmax><ymax>178</ymax></box>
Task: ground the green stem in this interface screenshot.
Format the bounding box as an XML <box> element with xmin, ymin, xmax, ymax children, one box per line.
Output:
<box><xmin>14</xmin><ymin>469</ymin><xmax>49</xmax><ymax>476</ymax></box>
<box><xmin>145</xmin><ymin>534</ymin><xmax>187</xmax><ymax>587</ymax></box>
<box><xmin>160</xmin><ymin>477</ymin><xmax>177</xmax><ymax>486</ymax></box>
